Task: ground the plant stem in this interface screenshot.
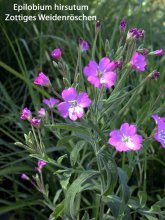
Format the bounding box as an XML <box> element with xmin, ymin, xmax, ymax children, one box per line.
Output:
<box><xmin>93</xmin><ymin>142</ymin><xmax>105</xmax><ymax>220</ymax></box>
<box><xmin>37</xmin><ymin>128</ymin><xmax>45</xmax><ymax>154</ymax></box>
<box><xmin>31</xmin><ymin>125</ymin><xmax>40</xmax><ymax>153</ymax></box>
<box><xmin>51</xmin><ymin>85</ymin><xmax>62</xmax><ymax>99</ymax></box>
<box><xmin>92</xmin><ymin>31</ymin><xmax>99</xmax><ymax>60</ymax></box>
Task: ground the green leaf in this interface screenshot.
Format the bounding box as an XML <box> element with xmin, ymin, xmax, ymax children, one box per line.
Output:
<box><xmin>88</xmin><ymin>120</ymin><xmax>107</xmax><ymax>141</ymax></box>
<box><xmin>70</xmin><ymin>141</ymin><xmax>84</xmax><ymax>166</ymax></box>
<box><xmin>53</xmin><ymin>189</ymin><xmax>62</xmax><ymax>205</ymax></box>
<box><xmin>49</xmin><ymin>200</ymin><xmax>64</xmax><ymax>220</ymax></box>
<box><xmin>103</xmin><ymin>195</ymin><xmax>121</xmax><ymax>219</ymax></box>
<box><xmin>81</xmin><ymin>211</ymin><xmax>90</xmax><ymax>220</ymax></box>
<box><xmin>151</xmin><ymin>197</ymin><xmax>165</xmax><ymax>210</ymax></box>
<box><xmin>144</xmin><ymin>215</ymin><xmax>159</xmax><ymax>220</ymax></box>
<box><xmin>117</xmin><ymin>167</ymin><xmax>130</xmax><ymax>218</ymax></box>
<box><xmin>138</xmin><ymin>191</ymin><xmax>147</xmax><ymax>208</ymax></box>
<box><xmin>98</xmin><ymin>151</ymin><xmax>118</xmax><ymax>195</ymax></box>
<box><xmin>64</xmin><ymin>171</ymin><xmax>97</xmax><ymax>219</ymax></box>
<box><xmin>60</xmin><ymin>171</ymin><xmax>72</xmax><ymax>190</ymax></box>
<box><xmin>57</xmin><ymin>135</ymin><xmax>77</xmax><ymax>147</ymax></box>
<box><xmin>46</xmin><ymin>123</ymin><xmax>89</xmax><ymax>135</ymax></box>
<box><xmin>57</xmin><ymin>154</ymin><xmax>68</xmax><ymax>166</ymax></box>
<box><xmin>0</xmin><ymin>165</ymin><xmax>31</xmax><ymax>176</ymax></box>
<box><xmin>63</xmin><ymin>77</ymin><xmax>71</xmax><ymax>87</ymax></box>
<box><xmin>0</xmin><ymin>198</ymin><xmax>40</xmax><ymax>214</ymax></box>
<box><xmin>14</xmin><ymin>142</ymin><xmax>29</xmax><ymax>150</ymax></box>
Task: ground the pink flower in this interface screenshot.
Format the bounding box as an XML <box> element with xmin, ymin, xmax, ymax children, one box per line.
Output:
<box><xmin>21</xmin><ymin>173</ymin><xmax>29</xmax><ymax>180</ymax></box>
<box><xmin>150</xmin><ymin>49</ymin><xmax>164</xmax><ymax>56</ymax></box>
<box><xmin>57</xmin><ymin>87</ymin><xmax>91</xmax><ymax>121</ymax></box>
<box><xmin>38</xmin><ymin>108</ymin><xmax>46</xmax><ymax>117</ymax></box>
<box><xmin>108</xmin><ymin>123</ymin><xmax>143</xmax><ymax>152</ymax></box>
<box><xmin>43</xmin><ymin>97</ymin><xmax>59</xmax><ymax>108</ymax></box>
<box><xmin>83</xmin><ymin>57</ymin><xmax>117</xmax><ymax>88</ymax></box>
<box><xmin>33</xmin><ymin>72</ymin><xmax>50</xmax><ymax>87</ymax></box>
<box><xmin>35</xmin><ymin>160</ymin><xmax>46</xmax><ymax>172</ymax></box>
<box><xmin>130</xmin><ymin>52</ymin><xmax>147</xmax><ymax>72</ymax></box>
<box><xmin>152</xmin><ymin>115</ymin><xmax>165</xmax><ymax>148</ymax></box>
<box><xmin>20</xmin><ymin>107</ymin><xmax>32</xmax><ymax>121</ymax></box>
<box><xmin>79</xmin><ymin>39</ymin><xmax>89</xmax><ymax>52</ymax></box>
<box><xmin>30</xmin><ymin>117</ymin><xmax>40</xmax><ymax>127</ymax></box>
<box><xmin>51</xmin><ymin>48</ymin><xmax>62</xmax><ymax>60</ymax></box>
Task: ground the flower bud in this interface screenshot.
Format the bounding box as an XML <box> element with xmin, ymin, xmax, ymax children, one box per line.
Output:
<box><xmin>96</xmin><ymin>20</ymin><xmax>102</xmax><ymax>29</ymax></box>
<box><xmin>79</xmin><ymin>39</ymin><xmax>89</xmax><ymax>52</ymax></box>
<box><xmin>148</xmin><ymin>49</ymin><xmax>164</xmax><ymax>56</ymax></box>
<box><xmin>114</xmin><ymin>60</ymin><xmax>123</xmax><ymax>69</ymax></box>
<box><xmin>51</xmin><ymin>48</ymin><xmax>62</xmax><ymax>60</ymax></box>
<box><xmin>35</xmin><ymin>160</ymin><xmax>46</xmax><ymax>172</ymax></box>
<box><xmin>20</xmin><ymin>107</ymin><xmax>32</xmax><ymax>121</ymax></box>
<box><xmin>148</xmin><ymin>70</ymin><xmax>160</xmax><ymax>80</ymax></box>
<box><xmin>21</xmin><ymin>173</ymin><xmax>29</xmax><ymax>180</ymax></box>
<box><xmin>119</xmin><ymin>19</ymin><xmax>126</xmax><ymax>33</ymax></box>
<box><xmin>33</xmin><ymin>72</ymin><xmax>50</xmax><ymax>87</ymax></box>
<box><xmin>127</xmin><ymin>28</ymin><xmax>144</xmax><ymax>42</ymax></box>
<box><xmin>38</xmin><ymin>108</ymin><xmax>46</xmax><ymax>118</ymax></box>
<box><xmin>30</xmin><ymin>118</ymin><xmax>41</xmax><ymax>127</ymax></box>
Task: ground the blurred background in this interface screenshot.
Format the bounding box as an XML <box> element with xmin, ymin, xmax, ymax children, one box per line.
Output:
<box><xmin>0</xmin><ymin>0</ymin><xmax>165</xmax><ymax>219</ymax></box>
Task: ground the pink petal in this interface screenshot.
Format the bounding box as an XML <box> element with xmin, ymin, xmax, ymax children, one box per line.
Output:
<box><xmin>75</xmin><ymin>106</ymin><xmax>84</xmax><ymax>118</ymax></box>
<box><xmin>83</xmin><ymin>62</ymin><xmax>98</xmax><ymax>77</ymax></box>
<box><xmin>115</xmin><ymin>142</ymin><xmax>126</xmax><ymax>152</ymax></box>
<box><xmin>99</xmin><ymin>57</ymin><xmax>111</xmax><ymax>72</ymax></box>
<box><xmin>128</xmin><ymin>125</ymin><xmax>137</xmax><ymax>135</ymax></box>
<box><xmin>102</xmin><ymin>72</ymin><xmax>117</xmax><ymax>88</ymax></box>
<box><xmin>57</xmin><ymin>102</ymin><xmax>70</xmax><ymax>118</ymax></box>
<box><xmin>68</xmin><ymin>107</ymin><xmax>78</xmax><ymax>121</ymax></box>
<box><xmin>77</xmin><ymin>92</ymin><xmax>91</xmax><ymax>108</ymax></box>
<box><xmin>132</xmin><ymin>134</ymin><xmax>143</xmax><ymax>144</ymax></box>
<box><xmin>61</xmin><ymin>87</ymin><xmax>77</xmax><ymax>101</ymax></box>
<box><xmin>87</xmin><ymin>75</ymin><xmax>101</xmax><ymax>88</ymax></box>
<box><xmin>88</xmin><ymin>60</ymin><xmax>98</xmax><ymax>69</ymax></box>
<box><xmin>120</xmin><ymin>123</ymin><xmax>130</xmax><ymax>134</ymax></box>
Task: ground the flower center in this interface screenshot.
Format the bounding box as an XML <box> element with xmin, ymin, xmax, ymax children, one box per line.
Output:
<box><xmin>122</xmin><ymin>135</ymin><xmax>135</xmax><ymax>149</ymax></box>
<box><xmin>96</xmin><ymin>70</ymin><xmax>103</xmax><ymax>78</ymax></box>
<box><xmin>68</xmin><ymin>100</ymin><xmax>78</xmax><ymax>108</ymax></box>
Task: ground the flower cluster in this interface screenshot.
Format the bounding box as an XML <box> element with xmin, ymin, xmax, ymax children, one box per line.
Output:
<box><xmin>21</xmin><ymin>160</ymin><xmax>46</xmax><ymax>180</ymax></box>
<box><xmin>21</xmin><ymin>160</ymin><xmax>47</xmax><ymax>195</ymax></box>
<box><xmin>20</xmin><ymin>106</ymin><xmax>46</xmax><ymax>127</ymax></box>
<box><xmin>20</xmin><ymin>20</ymin><xmax>164</xmax><ymax>154</ymax></box>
